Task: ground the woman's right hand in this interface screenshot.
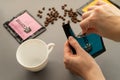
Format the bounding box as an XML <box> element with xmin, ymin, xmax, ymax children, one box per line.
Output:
<box><xmin>80</xmin><ymin>1</ymin><xmax>120</xmax><ymax>41</ymax></box>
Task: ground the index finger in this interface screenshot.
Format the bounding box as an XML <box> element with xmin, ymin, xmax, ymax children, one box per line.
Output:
<box><xmin>95</xmin><ymin>0</ymin><xmax>106</xmax><ymax>6</ymax></box>
<box><xmin>64</xmin><ymin>40</ymin><xmax>72</xmax><ymax>57</ymax></box>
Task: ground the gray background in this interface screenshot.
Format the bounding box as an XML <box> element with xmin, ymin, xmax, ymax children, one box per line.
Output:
<box><xmin>0</xmin><ymin>0</ymin><xmax>120</xmax><ymax>80</ymax></box>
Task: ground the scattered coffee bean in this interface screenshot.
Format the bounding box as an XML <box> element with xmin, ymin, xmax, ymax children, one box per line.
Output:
<box><xmin>47</xmin><ymin>13</ymin><xmax>50</xmax><ymax>16</ymax></box>
<box><xmin>64</xmin><ymin>4</ymin><xmax>67</xmax><ymax>7</ymax></box>
<box><xmin>77</xmin><ymin>19</ymin><xmax>81</xmax><ymax>22</ymax></box>
<box><xmin>42</xmin><ymin>7</ymin><xmax>45</xmax><ymax>10</ymax></box>
<box><xmin>68</xmin><ymin>20</ymin><xmax>70</xmax><ymax>24</ymax></box>
<box><xmin>38</xmin><ymin>10</ymin><xmax>43</xmax><ymax>14</ymax></box>
<box><xmin>49</xmin><ymin>8</ymin><xmax>51</xmax><ymax>11</ymax></box>
<box><xmin>39</xmin><ymin>15</ymin><xmax>42</xmax><ymax>18</ymax></box>
<box><xmin>37</xmin><ymin>4</ymin><xmax>81</xmax><ymax>27</ymax></box>
<box><xmin>62</xmin><ymin>22</ymin><xmax>65</xmax><ymax>25</ymax></box>
<box><xmin>62</xmin><ymin>6</ymin><xmax>65</xmax><ymax>10</ymax></box>
<box><xmin>51</xmin><ymin>21</ymin><xmax>54</xmax><ymax>24</ymax></box>
<box><xmin>37</xmin><ymin>14</ymin><xmax>40</xmax><ymax>17</ymax></box>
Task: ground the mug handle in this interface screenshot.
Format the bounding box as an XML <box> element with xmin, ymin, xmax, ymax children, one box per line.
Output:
<box><xmin>47</xmin><ymin>43</ymin><xmax>55</xmax><ymax>55</ymax></box>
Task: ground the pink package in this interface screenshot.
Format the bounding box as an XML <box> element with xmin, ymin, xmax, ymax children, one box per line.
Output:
<box><xmin>9</xmin><ymin>12</ymin><xmax>42</xmax><ymax>40</ymax></box>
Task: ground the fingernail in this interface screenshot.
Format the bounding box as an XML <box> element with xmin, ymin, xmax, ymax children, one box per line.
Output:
<box><xmin>69</xmin><ymin>36</ymin><xmax>73</xmax><ymax>40</ymax></box>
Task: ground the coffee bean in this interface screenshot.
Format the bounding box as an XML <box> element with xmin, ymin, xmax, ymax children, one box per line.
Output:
<box><xmin>49</xmin><ymin>8</ymin><xmax>51</xmax><ymax>11</ymax></box>
<box><xmin>47</xmin><ymin>13</ymin><xmax>50</xmax><ymax>16</ymax></box>
<box><xmin>77</xmin><ymin>19</ymin><xmax>81</xmax><ymax>22</ymax></box>
<box><xmin>39</xmin><ymin>15</ymin><xmax>42</xmax><ymax>18</ymax></box>
<box><xmin>38</xmin><ymin>10</ymin><xmax>43</xmax><ymax>14</ymax></box>
<box><xmin>42</xmin><ymin>7</ymin><xmax>45</xmax><ymax>10</ymax></box>
<box><xmin>51</xmin><ymin>21</ymin><xmax>54</xmax><ymax>24</ymax></box>
<box><xmin>62</xmin><ymin>6</ymin><xmax>65</xmax><ymax>10</ymax></box>
<box><xmin>68</xmin><ymin>20</ymin><xmax>70</xmax><ymax>24</ymax></box>
<box><xmin>64</xmin><ymin>4</ymin><xmax>67</xmax><ymax>7</ymax></box>
<box><xmin>59</xmin><ymin>16</ymin><xmax>62</xmax><ymax>18</ymax></box>
<box><xmin>63</xmin><ymin>18</ymin><xmax>66</xmax><ymax>21</ymax></box>
<box><xmin>37</xmin><ymin>14</ymin><xmax>40</xmax><ymax>17</ymax></box>
<box><xmin>62</xmin><ymin>22</ymin><xmax>65</xmax><ymax>25</ymax></box>
<box><xmin>45</xmin><ymin>24</ymin><xmax>48</xmax><ymax>27</ymax></box>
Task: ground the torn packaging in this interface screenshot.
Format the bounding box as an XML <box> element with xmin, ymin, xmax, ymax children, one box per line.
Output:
<box><xmin>62</xmin><ymin>22</ymin><xmax>106</xmax><ymax>58</ymax></box>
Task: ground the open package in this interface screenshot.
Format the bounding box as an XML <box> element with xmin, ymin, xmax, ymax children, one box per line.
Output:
<box><xmin>3</xmin><ymin>10</ymin><xmax>46</xmax><ymax>44</ymax></box>
<box><xmin>62</xmin><ymin>22</ymin><xmax>106</xmax><ymax>58</ymax></box>
<box><xmin>77</xmin><ymin>0</ymin><xmax>120</xmax><ymax>15</ymax></box>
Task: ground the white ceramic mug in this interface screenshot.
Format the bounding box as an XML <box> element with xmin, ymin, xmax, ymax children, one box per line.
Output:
<box><xmin>16</xmin><ymin>39</ymin><xmax>55</xmax><ymax>72</ymax></box>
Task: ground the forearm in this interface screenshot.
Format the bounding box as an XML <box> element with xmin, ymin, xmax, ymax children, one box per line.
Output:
<box><xmin>106</xmin><ymin>16</ymin><xmax>120</xmax><ymax>42</ymax></box>
<box><xmin>98</xmin><ymin>16</ymin><xmax>120</xmax><ymax>42</ymax></box>
<box><xmin>82</xmin><ymin>66</ymin><xmax>105</xmax><ymax>80</ymax></box>
<box><xmin>84</xmin><ymin>71</ymin><xmax>105</xmax><ymax>80</ymax></box>
<box><xmin>113</xmin><ymin>17</ymin><xmax>120</xmax><ymax>42</ymax></box>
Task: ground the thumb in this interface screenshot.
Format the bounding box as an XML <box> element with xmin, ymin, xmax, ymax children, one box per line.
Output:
<box><xmin>68</xmin><ymin>36</ymin><xmax>86</xmax><ymax>55</ymax></box>
<box><xmin>86</xmin><ymin>28</ymin><xmax>98</xmax><ymax>34</ymax></box>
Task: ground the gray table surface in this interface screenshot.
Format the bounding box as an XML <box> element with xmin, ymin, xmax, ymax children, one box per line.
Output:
<box><xmin>0</xmin><ymin>0</ymin><xmax>120</xmax><ymax>80</ymax></box>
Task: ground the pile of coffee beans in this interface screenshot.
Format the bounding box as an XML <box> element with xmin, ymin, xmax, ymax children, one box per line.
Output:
<box><xmin>37</xmin><ymin>4</ymin><xmax>81</xmax><ymax>27</ymax></box>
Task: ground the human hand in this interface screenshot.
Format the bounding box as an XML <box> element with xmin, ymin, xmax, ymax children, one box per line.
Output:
<box><xmin>64</xmin><ymin>36</ymin><xmax>105</xmax><ymax>80</ymax></box>
<box><xmin>80</xmin><ymin>1</ymin><xmax>120</xmax><ymax>41</ymax></box>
